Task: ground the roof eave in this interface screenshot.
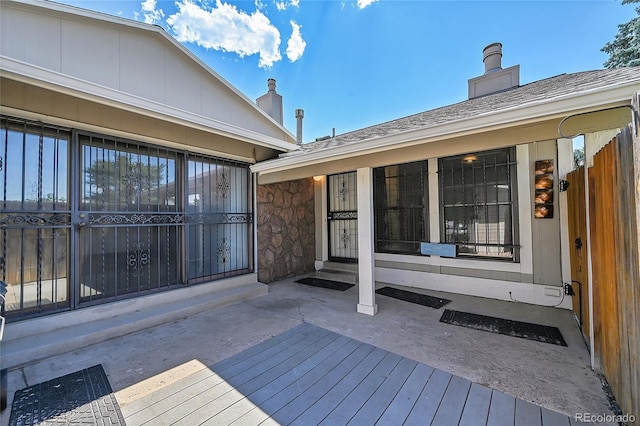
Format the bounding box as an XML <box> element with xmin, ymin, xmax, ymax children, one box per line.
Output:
<box><xmin>252</xmin><ymin>81</ymin><xmax>639</xmax><ymax>174</ymax></box>
<box><xmin>1</xmin><ymin>56</ymin><xmax>299</xmax><ymax>152</ymax></box>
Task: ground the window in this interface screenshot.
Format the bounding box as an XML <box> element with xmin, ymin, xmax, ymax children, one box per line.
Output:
<box><xmin>439</xmin><ymin>148</ymin><xmax>518</xmax><ymax>260</ymax></box>
<box><xmin>374</xmin><ymin>161</ymin><xmax>428</xmax><ymax>254</ymax></box>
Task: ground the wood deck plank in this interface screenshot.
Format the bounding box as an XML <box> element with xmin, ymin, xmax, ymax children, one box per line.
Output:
<box><xmin>201</xmin><ymin>335</ymin><xmax>353</xmax><ymax>425</ymax></box>
<box><xmin>287</xmin><ymin>347</ymin><xmax>389</xmax><ymax>426</ymax></box>
<box><xmin>269</xmin><ymin>343</ymin><xmax>377</xmax><ymax>425</ymax></box>
<box><xmin>515</xmin><ymin>398</ymin><xmax>542</xmax><ymax>426</ymax></box>
<box><xmin>125</xmin><ymin>323</ymin><xmax>317</xmax><ymax>417</ymax></box>
<box><xmin>220</xmin><ymin>327</ymin><xmax>333</xmax><ymax>381</ymax></box>
<box><xmin>121</xmin><ymin>323</ymin><xmax>577</xmax><ymax>426</ymax></box>
<box><xmin>209</xmin><ymin>323</ymin><xmax>313</xmax><ymax>372</ymax></box>
<box><xmin>431</xmin><ymin>375</ymin><xmax>473</xmax><ymax>426</ymax></box>
<box><xmin>459</xmin><ymin>383</ymin><xmax>492</xmax><ymax>426</ymax></box>
<box><xmin>346</xmin><ymin>357</ymin><xmax>418</xmax><ymax>425</ymax></box>
<box><xmin>487</xmin><ymin>390</ymin><xmax>516</xmax><ymax>426</ymax></box>
<box><xmin>133</xmin><ymin>328</ymin><xmax>336</xmax><ymax>425</ymax></box>
<box><xmin>317</xmin><ymin>352</ymin><xmax>403</xmax><ymax>426</ymax></box>
<box><xmin>403</xmin><ymin>368</ymin><xmax>452</xmax><ymax>426</ymax></box>
<box><xmin>231</xmin><ymin>339</ymin><xmax>364</xmax><ymax>425</ymax></box>
<box><xmin>541</xmin><ymin>407</ymin><xmax>571</xmax><ymax>426</ymax></box>
<box><xmin>228</xmin><ymin>331</ymin><xmax>340</xmax><ymax>395</ymax></box>
<box><xmin>376</xmin><ymin>363</ymin><xmax>434</xmax><ymax>425</ymax></box>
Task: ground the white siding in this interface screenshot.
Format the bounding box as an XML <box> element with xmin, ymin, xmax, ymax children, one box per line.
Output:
<box><xmin>0</xmin><ymin>2</ymin><xmax>292</xmax><ymax>142</ymax></box>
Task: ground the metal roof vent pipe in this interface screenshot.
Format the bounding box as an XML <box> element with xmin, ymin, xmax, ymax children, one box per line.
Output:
<box><xmin>483</xmin><ymin>42</ymin><xmax>503</xmax><ymax>74</ymax></box>
<box><xmin>295</xmin><ymin>109</ymin><xmax>304</xmax><ymax>145</ymax></box>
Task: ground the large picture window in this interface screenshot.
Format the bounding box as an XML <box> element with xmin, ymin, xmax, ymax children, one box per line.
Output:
<box><xmin>439</xmin><ymin>148</ymin><xmax>519</xmax><ymax>260</ymax></box>
<box><xmin>374</xmin><ymin>161</ymin><xmax>428</xmax><ymax>254</ymax></box>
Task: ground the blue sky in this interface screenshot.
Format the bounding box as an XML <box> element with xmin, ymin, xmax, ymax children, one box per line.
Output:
<box><xmin>56</xmin><ymin>0</ymin><xmax>637</xmax><ymax>143</ymax></box>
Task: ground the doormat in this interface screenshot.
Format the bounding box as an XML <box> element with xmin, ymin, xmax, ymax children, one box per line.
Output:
<box><xmin>9</xmin><ymin>364</ymin><xmax>125</xmax><ymax>426</ymax></box>
<box><xmin>295</xmin><ymin>277</ymin><xmax>355</xmax><ymax>291</ymax></box>
<box><xmin>439</xmin><ymin>309</ymin><xmax>567</xmax><ymax>346</ymax></box>
<box><xmin>375</xmin><ymin>286</ymin><xmax>451</xmax><ymax>309</ymax></box>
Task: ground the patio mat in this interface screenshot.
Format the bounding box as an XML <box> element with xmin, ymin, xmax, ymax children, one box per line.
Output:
<box><xmin>295</xmin><ymin>277</ymin><xmax>355</xmax><ymax>291</ymax></box>
<box><xmin>9</xmin><ymin>364</ymin><xmax>125</xmax><ymax>426</ymax></box>
<box><xmin>439</xmin><ymin>309</ymin><xmax>567</xmax><ymax>346</ymax></box>
<box><xmin>375</xmin><ymin>286</ymin><xmax>451</xmax><ymax>309</ymax></box>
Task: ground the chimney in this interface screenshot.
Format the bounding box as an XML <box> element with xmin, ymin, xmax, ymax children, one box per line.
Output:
<box><xmin>256</xmin><ymin>78</ymin><xmax>283</xmax><ymax>125</ymax></box>
<box><xmin>295</xmin><ymin>109</ymin><xmax>304</xmax><ymax>144</ymax></box>
<box><xmin>468</xmin><ymin>42</ymin><xmax>519</xmax><ymax>99</ymax></box>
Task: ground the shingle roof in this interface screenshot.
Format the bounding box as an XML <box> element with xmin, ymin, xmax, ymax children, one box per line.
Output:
<box><xmin>300</xmin><ymin>68</ymin><xmax>640</xmax><ymax>153</ymax></box>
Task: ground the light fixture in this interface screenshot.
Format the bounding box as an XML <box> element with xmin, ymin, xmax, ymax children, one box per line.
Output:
<box><xmin>313</xmin><ymin>175</ymin><xmax>323</xmax><ymax>182</ymax></box>
<box><xmin>462</xmin><ymin>154</ymin><xmax>478</xmax><ymax>163</ymax></box>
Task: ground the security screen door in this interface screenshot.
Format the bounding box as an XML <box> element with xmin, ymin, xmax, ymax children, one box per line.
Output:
<box><xmin>2</xmin><ymin>117</ymin><xmax>252</xmax><ymax>319</ymax></box>
<box><xmin>77</xmin><ymin>133</ymin><xmax>183</xmax><ymax>304</ymax></box>
<box><xmin>328</xmin><ymin>172</ymin><xmax>358</xmax><ymax>262</ymax></box>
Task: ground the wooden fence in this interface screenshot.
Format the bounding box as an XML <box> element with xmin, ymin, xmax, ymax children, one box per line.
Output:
<box><xmin>589</xmin><ymin>123</ymin><xmax>639</xmax><ymax>422</ymax></box>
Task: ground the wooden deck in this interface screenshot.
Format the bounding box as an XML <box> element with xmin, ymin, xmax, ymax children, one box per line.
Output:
<box><xmin>121</xmin><ymin>323</ymin><xmax>577</xmax><ymax>425</ymax></box>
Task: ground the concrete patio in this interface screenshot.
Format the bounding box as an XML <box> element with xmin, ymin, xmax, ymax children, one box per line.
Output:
<box><xmin>1</xmin><ymin>277</ymin><xmax>615</xmax><ymax>425</ymax></box>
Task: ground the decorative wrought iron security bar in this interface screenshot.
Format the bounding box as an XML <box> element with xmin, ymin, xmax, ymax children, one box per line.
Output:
<box><xmin>76</xmin><ymin>133</ymin><xmax>184</xmax><ymax>304</ymax></box>
<box><xmin>439</xmin><ymin>148</ymin><xmax>519</xmax><ymax>260</ymax></box>
<box><xmin>1</xmin><ymin>117</ymin><xmax>255</xmax><ymax>320</ymax></box>
<box><xmin>0</xmin><ymin>117</ymin><xmax>72</xmax><ymax>318</ymax></box>
<box><xmin>328</xmin><ymin>172</ymin><xmax>358</xmax><ymax>262</ymax></box>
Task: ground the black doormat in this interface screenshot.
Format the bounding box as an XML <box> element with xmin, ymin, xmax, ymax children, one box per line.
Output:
<box><xmin>439</xmin><ymin>309</ymin><xmax>567</xmax><ymax>346</ymax></box>
<box><xmin>295</xmin><ymin>277</ymin><xmax>355</xmax><ymax>291</ymax></box>
<box><xmin>375</xmin><ymin>286</ymin><xmax>451</xmax><ymax>309</ymax></box>
<box><xmin>9</xmin><ymin>364</ymin><xmax>125</xmax><ymax>426</ymax></box>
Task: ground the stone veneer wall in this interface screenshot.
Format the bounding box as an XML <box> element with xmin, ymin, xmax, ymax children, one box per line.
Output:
<box><xmin>257</xmin><ymin>178</ymin><xmax>315</xmax><ymax>283</ymax></box>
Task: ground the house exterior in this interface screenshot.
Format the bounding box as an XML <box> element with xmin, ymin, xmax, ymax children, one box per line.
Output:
<box><xmin>252</xmin><ymin>44</ymin><xmax>640</xmax><ymax>322</ymax></box>
<box><xmin>0</xmin><ymin>0</ymin><xmax>299</xmax><ymax>335</ymax></box>
<box><xmin>1</xmin><ymin>0</ymin><xmax>640</xmax><ymax>381</ymax></box>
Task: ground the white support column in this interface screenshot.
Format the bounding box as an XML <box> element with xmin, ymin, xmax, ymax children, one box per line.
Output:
<box><xmin>356</xmin><ymin>167</ymin><xmax>378</xmax><ymax>315</ymax></box>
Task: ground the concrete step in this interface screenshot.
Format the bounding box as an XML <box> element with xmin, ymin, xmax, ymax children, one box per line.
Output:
<box><xmin>321</xmin><ymin>261</ymin><xmax>358</xmax><ymax>273</ymax></box>
<box><xmin>315</xmin><ymin>269</ymin><xmax>358</xmax><ymax>285</ymax></box>
<box><xmin>2</xmin><ymin>280</ymin><xmax>268</xmax><ymax>370</ymax></box>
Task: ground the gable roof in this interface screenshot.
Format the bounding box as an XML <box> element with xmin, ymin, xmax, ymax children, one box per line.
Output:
<box><xmin>253</xmin><ymin>67</ymin><xmax>640</xmax><ymax>175</ymax></box>
<box><xmin>303</xmin><ymin>68</ymin><xmax>640</xmax><ymax>153</ymax></box>
<box><xmin>0</xmin><ymin>0</ymin><xmax>297</xmax><ymax>152</ymax></box>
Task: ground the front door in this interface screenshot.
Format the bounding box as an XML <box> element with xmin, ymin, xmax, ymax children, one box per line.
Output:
<box><xmin>327</xmin><ymin>172</ymin><xmax>358</xmax><ymax>262</ymax></box>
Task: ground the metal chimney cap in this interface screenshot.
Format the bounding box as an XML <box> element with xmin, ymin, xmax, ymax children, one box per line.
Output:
<box><xmin>295</xmin><ymin>109</ymin><xmax>304</xmax><ymax>118</ymax></box>
<box><xmin>267</xmin><ymin>78</ymin><xmax>276</xmax><ymax>92</ymax></box>
<box><xmin>482</xmin><ymin>42</ymin><xmax>503</xmax><ymax>74</ymax></box>
<box><xmin>483</xmin><ymin>43</ymin><xmax>503</xmax><ymax>60</ymax></box>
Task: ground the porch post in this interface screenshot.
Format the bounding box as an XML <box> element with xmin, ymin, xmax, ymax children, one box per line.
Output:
<box><xmin>356</xmin><ymin>167</ymin><xmax>378</xmax><ymax>315</ymax></box>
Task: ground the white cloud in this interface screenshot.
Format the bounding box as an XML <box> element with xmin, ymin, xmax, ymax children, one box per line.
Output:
<box><xmin>275</xmin><ymin>0</ymin><xmax>300</xmax><ymax>11</ymax></box>
<box><xmin>285</xmin><ymin>20</ymin><xmax>306</xmax><ymax>62</ymax></box>
<box><xmin>357</xmin><ymin>0</ymin><xmax>378</xmax><ymax>9</ymax></box>
<box><xmin>141</xmin><ymin>0</ymin><xmax>165</xmax><ymax>25</ymax></box>
<box><xmin>167</xmin><ymin>0</ymin><xmax>282</xmax><ymax>68</ymax></box>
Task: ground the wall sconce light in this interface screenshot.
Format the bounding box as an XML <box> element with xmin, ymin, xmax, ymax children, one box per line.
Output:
<box><xmin>313</xmin><ymin>175</ymin><xmax>323</xmax><ymax>182</ymax></box>
<box><xmin>462</xmin><ymin>154</ymin><xmax>477</xmax><ymax>163</ymax></box>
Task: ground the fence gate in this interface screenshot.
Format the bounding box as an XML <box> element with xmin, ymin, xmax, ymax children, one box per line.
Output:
<box><xmin>566</xmin><ymin>166</ymin><xmax>590</xmax><ymax>345</ymax></box>
<box><xmin>588</xmin><ymin>128</ymin><xmax>639</xmax><ymax>422</ymax></box>
<box><xmin>327</xmin><ymin>172</ymin><xmax>358</xmax><ymax>262</ymax></box>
